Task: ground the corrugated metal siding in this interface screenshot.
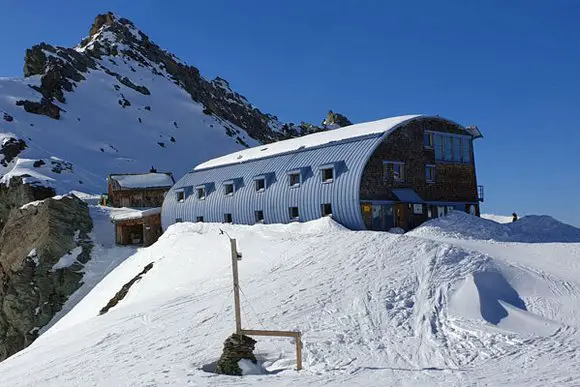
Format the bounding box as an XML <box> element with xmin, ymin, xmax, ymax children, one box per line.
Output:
<box><xmin>161</xmin><ymin>135</ymin><xmax>383</xmax><ymax>230</ymax></box>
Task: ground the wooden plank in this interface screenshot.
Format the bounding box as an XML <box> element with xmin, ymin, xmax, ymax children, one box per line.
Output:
<box><xmin>240</xmin><ymin>329</ymin><xmax>300</xmax><ymax>338</ymax></box>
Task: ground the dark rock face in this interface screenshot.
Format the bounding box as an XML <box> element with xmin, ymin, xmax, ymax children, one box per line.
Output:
<box><xmin>0</xmin><ymin>191</ymin><xmax>93</xmax><ymax>361</ymax></box>
<box><xmin>0</xmin><ymin>177</ymin><xmax>55</xmax><ymax>228</ymax></box>
<box><xmin>0</xmin><ymin>138</ymin><xmax>27</xmax><ymax>167</ymax></box>
<box><xmin>16</xmin><ymin>99</ymin><xmax>61</xmax><ymax>119</ymax></box>
<box><xmin>99</xmin><ymin>262</ymin><xmax>153</xmax><ymax>315</ymax></box>
<box><xmin>215</xmin><ymin>334</ymin><xmax>258</xmax><ymax>376</ymax></box>
<box><xmin>322</xmin><ymin>110</ymin><xmax>352</xmax><ymax>128</ymax></box>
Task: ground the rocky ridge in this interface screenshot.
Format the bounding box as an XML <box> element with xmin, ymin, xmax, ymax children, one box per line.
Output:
<box><xmin>19</xmin><ymin>12</ymin><xmax>351</xmax><ymax>144</ymax></box>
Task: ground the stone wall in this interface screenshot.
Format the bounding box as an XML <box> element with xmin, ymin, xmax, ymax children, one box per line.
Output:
<box><xmin>360</xmin><ymin>117</ymin><xmax>479</xmax><ymax>203</ymax></box>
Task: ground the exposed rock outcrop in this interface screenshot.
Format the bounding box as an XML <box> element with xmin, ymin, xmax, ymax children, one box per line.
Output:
<box><xmin>215</xmin><ymin>334</ymin><xmax>258</xmax><ymax>376</ymax></box>
<box><xmin>0</xmin><ymin>138</ymin><xmax>27</xmax><ymax>167</ymax></box>
<box><xmin>322</xmin><ymin>110</ymin><xmax>352</xmax><ymax>129</ymax></box>
<box><xmin>18</xmin><ymin>11</ymin><xmax>330</xmax><ymax>141</ymax></box>
<box><xmin>0</xmin><ymin>191</ymin><xmax>93</xmax><ymax>361</ymax></box>
<box><xmin>0</xmin><ymin>177</ymin><xmax>55</xmax><ymax>229</ymax></box>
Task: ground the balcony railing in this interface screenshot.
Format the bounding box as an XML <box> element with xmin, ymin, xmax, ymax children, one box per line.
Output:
<box><xmin>478</xmin><ymin>185</ymin><xmax>484</xmax><ymax>202</ymax></box>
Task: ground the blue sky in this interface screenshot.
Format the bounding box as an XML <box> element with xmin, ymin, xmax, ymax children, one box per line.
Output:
<box><xmin>1</xmin><ymin>1</ymin><xmax>579</xmax><ymax>226</ymax></box>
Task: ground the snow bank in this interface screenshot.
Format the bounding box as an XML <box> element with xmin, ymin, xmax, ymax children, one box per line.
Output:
<box><xmin>109</xmin><ymin>207</ymin><xmax>161</xmax><ymax>221</ymax></box>
<box><xmin>1</xmin><ymin>216</ymin><xmax>579</xmax><ymax>386</ymax></box>
<box><xmin>409</xmin><ymin>211</ymin><xmax>580</xmax><ymax>243</ymax></box>
<box><xmin>481</xmin><ymin>213</ymin><xmax>513</xmax><ymax>224</ymax></box>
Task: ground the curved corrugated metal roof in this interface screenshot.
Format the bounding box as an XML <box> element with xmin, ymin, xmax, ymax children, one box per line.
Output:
<box><xmin>162</xmin><ymin>114</ymin><xmax>467</xmax><ymax>231</ymax></box>
<box><xmin>194</xmin><ymin>114</ymin><xmax>422</xmax><ymax>171</ymax></box>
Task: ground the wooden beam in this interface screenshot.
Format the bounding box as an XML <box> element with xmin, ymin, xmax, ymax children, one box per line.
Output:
<box><xmin>240</xmin><ymin>329</ymin><xmax>303</xmax><ymax>371</ymax></box>
<box><xmin>230</xmin><ymin>238</ymin><xmax>242</xmax><ymax>334</ymax></box>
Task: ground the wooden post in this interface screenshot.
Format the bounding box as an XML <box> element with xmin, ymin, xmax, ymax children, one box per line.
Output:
<box><xmin>296</xmin><ymin>333</ymin><xmax>303</xmax><ymax>371</ymax></box>
<box><xmin>230</xmin><ymin>238</ymin><xmax>242</xmax><ymax>334</ymax></box>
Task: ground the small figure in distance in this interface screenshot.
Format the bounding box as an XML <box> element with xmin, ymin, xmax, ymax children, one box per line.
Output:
<box><xmin>512</xmin><ymin>212</ymin><xmax>518</xmax><ymax>222</ymax></box>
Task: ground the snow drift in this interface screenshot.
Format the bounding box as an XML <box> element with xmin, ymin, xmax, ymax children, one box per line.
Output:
<box><xmin>409</xmin><ymin>211</ymin><xmax>580</xmax><ymax>243</ymax></box>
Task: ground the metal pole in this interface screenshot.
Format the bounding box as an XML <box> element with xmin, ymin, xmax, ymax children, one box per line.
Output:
<box><xmin>230</xmin><ymin>238</ymin><xmax>242</xmax><ymax>334</ymax></box>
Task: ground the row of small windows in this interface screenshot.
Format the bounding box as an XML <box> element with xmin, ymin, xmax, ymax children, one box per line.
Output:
<box><xmin>175</xmin><ymin>204</ymin><xmax>332</xmax><ymax>225</ymax></box>
<box><xmin>176</xmin><ymin>166</ymin><xmax>336</xmax><ymax>202</ymax></box>
<box><xmin>383</xmin><ymin>162</ymin><xmax>437</xmax><ymax>183</ymax></box>
<box><xmin>424</xmin><ymin>131</ymin><xmax>472</xmax><ymax>163</ymax></box>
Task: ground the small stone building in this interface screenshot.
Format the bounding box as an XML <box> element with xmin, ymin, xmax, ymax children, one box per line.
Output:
<box><xmin>108</xmin><ymin>172</ymin><xmax>174</xmax><ymax>246</ymax></box>
<box><xmin>161</xmin><ymin>115</ymin><xmax>484</xmax><ymax>232</ymax></box>
<box><xmin>107</xmin><ymin>172</ymin><xmax>175</xmax><ymax>208</ymax></box>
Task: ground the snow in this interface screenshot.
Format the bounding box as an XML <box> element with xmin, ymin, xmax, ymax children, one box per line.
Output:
<box><xmin>194</xmin><ymin>115</ymin><xmax>421</xmax><ymax>170</ymax></box>
<box><xmin>51</xmin><ymin>246</ymin><xmax>83</xmax><ymax>271</ymax></box>
<box><xmin>19</xmin><ymin>195</ymin><xmax>65</xmax><ymax>210</ymax></box>
<box><xmin>110</xmin><ymin>173</ymin><xmax>174</xmax><ymax>189</ymax></box>
<box><xmin>0</xmin><ymin>213</ymin><xmax>579</xmax><ymax>386</ymax></box>
<box><xmin>109</xmin><ymin>206</ymin><xmax>161</xmax><ymax>221</ymax></box>
<box><xmin>27</xmin><ymin>248</ymin><xmax>39</xmax><ymax>266</ymax></box>
<box><xmin>481</xmin><ymin>213</ymin><xmax>513</xmax><ymax>224</ymax></box>
<box><xmin>409</xmin><ymin>211</ymin><xmax>580</xmax><ymax>243</ymax></box>
<box><xmin>0</xmin><ymin>39</ymin><xmax>259</xmax><ymax>195</ymax></box>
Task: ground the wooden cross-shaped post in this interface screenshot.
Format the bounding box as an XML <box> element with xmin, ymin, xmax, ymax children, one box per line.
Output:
<box><xmin>221</xmin><ymin>230</ymin><xmax>302</xmax><ymax>371</ymax></box>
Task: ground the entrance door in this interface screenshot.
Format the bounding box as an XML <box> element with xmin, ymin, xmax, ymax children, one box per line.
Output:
<box><xmin>394</xmin><ymin>203</ymin><xmax>408</xmax><ymax>230</ymax></box>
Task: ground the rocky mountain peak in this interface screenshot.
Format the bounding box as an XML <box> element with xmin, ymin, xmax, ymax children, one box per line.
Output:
<box><xmin>322</xmin><ymin>110</ymin><xmax>352</xmax><ymax>129</ymax></box>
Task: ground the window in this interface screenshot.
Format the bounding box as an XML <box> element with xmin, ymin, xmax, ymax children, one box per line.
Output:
<box><xmin>175</xmin><ymin>218</ymin><xmax>183</xmax><ymax>223</ymax></box>
<box><xmin>176</xmin><ymin>191</ymin><xmax>185</xmax><ymax>202</ymax></box>
<box><xmin>289</xmin><ymin>206</ymin><xmax>299</xmax><ymax>220</ymax></box>
<box><xmin>255</xmin><ymin>178</ymin><xmax>265</xmax><ymax>192</ymax></box>
<box><xmin>255</xmin><ymin>210</ymin><xmax>264</xmax><ymax>223</ymax></box>
<box><xmin>434</xmin><ymin>134</ymin><xmax>442</xmax><ymax>160</ymax></box>
<box><xmin>383</xmin><ymin>162</ymin><xmax>405</xmax><ymax>182</ymax></box>
<box><xmin>426</xmin><ymin>165</ymin><xmax>436</xmax><ymax>183</ymax></box>
<box><xmin>321</xmin><ymin>168</ymin><xmax>334</xmax><ymax>183</ymax></box>
<box><xmin>444</xmin><ymin>136</ymin><xmax>452</xmax><ymax>161</ymax></box>
<box><xmin>424</xmin><ymin>132</ymin><xmax>434</xmax><ymax>148</ymax></box>
<box><xmin>462</xmin><ymin>137</ymin><xmax>471</xmax><ymax>162</ymax></box>
<box><xmin>224</xmin><ymin>213</ymin><xmax>232</xmax><ymax>223</ymax></box>
<box><xmin>453</xmin><ymin>137</ymin><xmax>461</xmax><ymax>162</ymax></box>
<box><xmin>196</xmin><ymin>216</ymin><xmax>204</xmax><ymax>222</ymax></box>
<box><xmin>413</xmin><ymin>204</ymin><xmax>423</xmax><ymax>215</ymax></box>
<box><xmin>196</xmin><ymin>187</ymin><xmax>206</xmax><ymax>200</ymax></box>
<box><xmin>224</xmin><ymin>183</ymin><xmax>234</xmax><ymax>196</ymax></box>
<box><xmin>321</xmin><ymin>203</ymin><xmax>332</xmax><ymax>217</ymax></box>
<box><xmin>289</xmin><ymin>172</ymin><xmax>300</xmax><ymax>187</ymax></box>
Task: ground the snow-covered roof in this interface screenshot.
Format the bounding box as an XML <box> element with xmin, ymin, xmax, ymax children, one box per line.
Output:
<box><xmin>109</xmin><ymin>173</ymin><xmax>174</xmax><ymax>189</ymax></box>
<box><xmin>194</xmin><ymin>115</ymin><xmax>423</xmax><ymax>170</ymax></box>
<box><xmin>110</xmin><ymin>207</ymin><xmax>162</xmax><ymax>222</ymax></box>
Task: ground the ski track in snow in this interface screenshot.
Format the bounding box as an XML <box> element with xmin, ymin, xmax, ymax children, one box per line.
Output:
<box><xmin>0</xmin><ymin>215</ymin><xmax>579</xmax><ymax>386</ymax></box>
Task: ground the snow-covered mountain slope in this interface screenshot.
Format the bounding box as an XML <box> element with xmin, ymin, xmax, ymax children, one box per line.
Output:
<box><xmin>0</xmin><ymin>12</ymin><xmax>331</xmax><ymax>194</ymax></box>
<box><xmin>1</xmin><ymin>214</ymin><xmax>579</xmax><ymax>386</ymax></box>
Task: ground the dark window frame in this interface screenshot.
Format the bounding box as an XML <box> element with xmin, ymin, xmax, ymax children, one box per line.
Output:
<box><xmin>289</xmin><ymin>206</ymin><xmax>299</xmax><ymax>220</ymax></box>
<box><xmin>196</xmin><ymin>216</ymin><xmax>204</xmax><ymax>222</ymax></box>
<box><xmin>224</xmin><ymin>213</ymin><xmax>232</xmax><ymax>223</ymax></box>
<box><xmin>255</xmin><ymin>210</ymin><xmax>264</xmax><ymax>223</ymax></box>
<box><xmin>321</xmin><ymin>203</ymin><xmax>332</xmax><ymax>216</ymax></box>
<box><xmin>321</xmin><ymin>167</ymin><xmax>334</xmax><ymax>183</ymax></box>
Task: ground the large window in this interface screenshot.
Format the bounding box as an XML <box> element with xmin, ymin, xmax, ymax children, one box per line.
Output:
<box><xmin>462</xmin><ymin>137</ymin><xmax>471</xmax><ymax>162</ymax></box>
<box><xmin>196</xmin><ymin>187</ymin><xmax>206</xmax><ymax>200</ymax></box>
<box><xmin>430</xmin><ymin>132</ymin><xmax>472</xmax><ymax>163</ymax></box>
<box><xmin>176</xmin><ymin>191</ymin><xmax>185</xmax><ymax>202</ymax></box>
